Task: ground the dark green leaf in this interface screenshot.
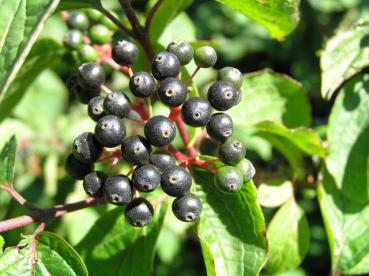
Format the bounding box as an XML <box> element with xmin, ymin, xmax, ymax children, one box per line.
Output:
<box><xmin>321</xmin><ymin>22</ymin><xmax>369</xmax><ymax>99</ymax></box>
<box><xmin>0</xmin><ymin>136</ymin><xmax>17</xmax><ymax>184</ymax></box>
<box><xmin>193</xmin><ymin>166</ymin><xmax>268</xmax><ymax>275</ymax></box>
<box><xmin>318</xmin><ymin>167</ymin><xmax>369</xmax><ymax>274</ymax></box>
<box><xmin>0</xmin><ymin>40</ymin><xmax>64</xmax><ymax>123</ymax></box>
<box><xmin>326</xmin><ymin>73</ymin><xmax>369</xmax><ymax>202</ymax></box>
<box><xmin>0</xmin><ymin>232</ymin><xmax>87</xmax><ymax>275</ymax></box>
<box><xmin>216</xmin><ymin>0</ymin><xmax>300</xmax><ymax>40</ymax></box>
<box><xmin>309</xmin><ymin>0</ymin><xmax>361</xmax><ymax>13</ymax></box>
<box><xmin>0</xmin><ymin>235</ymin><xmax>4</xmax><ymax>253</ymax></box>
<box><xmin>266</xmin><ymin>199</ymin><xmax>310</xmax><ymax>273</ymax></box>
<box><xmin>227</xmin><ymin>70</ymin><xmax>311</xmax><ymax>160</ymax></box>
<box><xmin>0</xmin><ymin>0</ymin><xmax>60</xmax><ymax>100</ymax></box>
<box><xmin>58</xmin><ymin>0</ymin><xmax>98</xmax><ymax>9</ymax></box>
<box><xmin>77</xmin><ymin>203</ymin><xmax>167</xmax><ymax>275</ymax></box>
<box><xmin>148</xmin><ymin>0</ymin><xmax>194</xmax><ymax>42</ymax></box>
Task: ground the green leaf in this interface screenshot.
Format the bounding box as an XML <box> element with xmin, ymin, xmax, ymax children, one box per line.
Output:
<box><xmin>58</xmin><ymin>0</ymin><xmax>98</xmax><ymax>9</ymax></box>
<box><xmin>326</xmin><ymin>73</ymin><xmax>369</xmax><ymax>203</ymax></box>
<box><xmin>253</xmin><ymin>121</ymin><xmax>325</xmax><ymax>169</ymax></box>
<box><xmin>0</xmin><ymin>235</ymin><xmax>4</xmax><ymax>253</ymax></box>
<box><xmin>193</xmin><ymin>166</ymin><xmax>268</xmax><ymax>276</ymax></box>
<box><xmin>77</xmin><ymin>203</ymin><xmax>167</xmax><ymax>275</ymax></box>
<box><xmin>0</xmin><ymin>40</ymin><xmax>63</xmax><ymax>123</ymax></box>
<box><xmin>0</xmin><ymin>136</ymin><xmax>16</xmax><ymax>184</ymax></box>
<box><xmin>266</xmin><ymin>199</ymin><xmax>310</xmax><ymax>273</ymax></box>
<box><xmin>318</xmin><ymin>167</ymin><xmax>369</xmax><ymax>274</ymax></box>
<box><xmin>148</xmin><ymin>0</ymin><xmax>194</xmax><ymax>42</ymax></box>
<box><xmin>258</xmin><ymin>179</ymin><xmax>293</xmax><ymax>208</ymax></box>
<box><xmin>308</xmin><ymin>0</ymin><xmax>361</xmax><ymax>13</ymax></box>
<box><xmin>0</xmin><ymin>0</ymin><xmax>60</xmax><ymax>101</ymax></box>
<box><xmin>321</xmin><ymin>23</ymin><xmax>369</xmax><ymax>99</ymax></box>
<box><xmin>227</xmin><ymin>70</ymin><xmax>311</xmax><ymax>160</ymax></box>
<box><xmin>0</xmin><ymin>232</ymin><xmax>87</xmax><ymax>275</ymax></box>
<box><xmin>216</xmin><ymin>0</ymin><xmax>300</xmax><ymax>40</ymax></box>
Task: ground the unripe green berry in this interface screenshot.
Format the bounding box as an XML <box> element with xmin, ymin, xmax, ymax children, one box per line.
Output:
<box><xmin>215</xmin><ymin>166</ymin><xmax>243</xmax><ymax>193</ymax></box>
<box><xmin>167</xmin><ymin>40</ymin><xmax>194</xmax><ymax>65</ymax></box>
<box><xmin>218</xmin><ymin>137</ymin><xmax>246</xmax><ymax>165</ymax></box>
<box><xmin>86</xmin><ymin>9</ymin><xmax>102</xmax><ymax>22</ymax></box>
<box><xmin>194</xmin><ymin>46</ymin><xmax>217</xmax><ymax>68</ymax></box>
<box><xmin>217</xmin><ymin>67</ymin><xmax>243</xmax><ymax>90</ymax></box>
<box><xmin>89</xmin><ymin>24</ymin><xmax>111</xmax><ymax>45</ymax></box>
<box><xmin>235</xmin><ymin>158</ymin><xmax>255</xmax><ymax>183</ymax></box>
<box><xmin>78</xmin><ymin>44</ymin><xmax>98</xmax><ymax>62</ymax></box>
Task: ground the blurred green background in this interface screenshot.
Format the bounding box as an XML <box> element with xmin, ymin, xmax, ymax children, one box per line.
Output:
<box><xmin>1</xmin><ymin>0</ymin><xmax>369</xmax><ymax>275</ymax></box>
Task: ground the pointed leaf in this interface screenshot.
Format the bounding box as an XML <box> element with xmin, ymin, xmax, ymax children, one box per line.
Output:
<box><xmin>318</xmin><ymin>167</ymin><xmax>369</xmax><ymax>274</ymax></box>
<box><xmin>326</xmin><ymin>73</ymin><xmax>369</xmax><ymax>202</ymax></box>
<box><xmin>0</xmin><ymin>136</ymin><xmax>17</xmax><ymax>184</ymax></box>
<box><xmin>321</xmin><ymin>22</ymin><xmax>369</xmax><ymax>99</ymax></box>
<box><xmin>216</xmin><ymin>0</ymin><xmax>300</xmax><ymax>40</ymax></box>
<box><xmin>0</xmin><ymin>232</ymin><xmax>87</xmax><ymax>275</ymax></box>
<box><xmin>193</xmin><ymin>166</ymin><xmax>268</xmax><ymax>276</ymax></box>
<box><xmin>265</xmin><ymin>199</ymin><xmax>310</xmax><ymax>273</ymax></box>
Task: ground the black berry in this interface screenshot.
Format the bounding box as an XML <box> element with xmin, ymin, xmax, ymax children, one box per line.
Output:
<box><xmin>217</xmin><ymin>67</ymin><xmax>243</xmax><ymax>90</ymax></box>
<box><xmin>124</xmin><ymin>198</ymin><xmax>154</xmax><ymax>227</ymax></box>
<box><xmin>215</xmin><ymin>166</ymin><xmax>243</xmax><ymax>193</ymax></box>
<box><xmin>88</xmin><ymin>96</ymin><xmax>105</xmax><ymax>122</ymax></box>
<box><xmin>194</xmin><ymin>46</ymin><xmax>217</xmax><ymax>68</ymax></box>
<box><xmin>236</xmin><ymin>158</ymin><xmax>255</xmax><ymax>183</ymax></box>
<box><xmin>132</xmin><ymin>164</ymin><xmax>161</xmax><ymax>192</ymax></box>
<box><xmin>157</xmin><ymin>77</ymin><xmax>187</xmax><ymax>107</ymax></box>
<box><xmin>65</xmin><ymin>154</ymin><xmax>94</xmax><ymax>180</ymax></box>
<box><xmin>72</xmin><ymin>132</ymin><xmax>103</xmax><ymax>164</ymax></box>
<box><xmin>103</xmin><ymin>92</ymin><xmax>131</xmax><ymax>118</ymax></box>
<box><xmin>67</xmin><ymin>11</ymin><xmax>90</xmax><ymax>30</ymax></box>
<box><xmin>121</xmin><ymin>135</ymin><xmax>151</xmax><ymax>165</ymax></box>
<box><xmin>83</xmin><ymin>171</ymin><xmax>107</xmax><ymax>198</ymax></box>
<box><xmin>103</xmin><ymin>174</ymin><xmax>132</xmax><ymax>205</ymax></box>
<box><xmin>95</xmin><ymin>115</ymin><xmax>126</xmax><ymax>147</ymax></box>
<box><xmin>112</xmin><ymin>39</ymin><xmax>139</xmax><ymax>66</ymax></box>
<box><xmin>144</xmin><ymin>115</ymin><xmax>176</xmax><ymax>147</ymax></box>
<box><xmin>206</xmin><ymin>113</ymin><xmax>233</xmax><ymax>142</ymax></box>
<box><xmin>218</xmin><ymin>137</ymin><xmax>246</xmax><ymax>165</ymax></box>
<box><xmin>161</xmin><ymin>166</ymin><xmax>192</xmax><ymax>197</ymax></box>
<box><xmin>129</xmin><ymin>71</ymin><xmax>156</xmax><ymax>98</ymax></box>
<box><xmin>167</xmin><ymin>40</ymin><xmax>194</xmax><ymax>65</ymax></box>
<box><xmin>172</xmin><ymin>193</ymin><xmax>202</xmax><ymax>222</ymax></box>
<box><xmin>207</xmin><ymin>81</ymin><xmax>237</xmax><ymax>111</ymax></box>
<box><xmin>78</xmin><ymin>62</ymin><xmax>105</xmax><ymax>90</ymax></box>
<box><xmin>150</xmin><ymin>151</ymin><xmax>176</xmax><ymax>173</ymax></box>
<box><xmin>73</xmin><ymin>84</ymin><xmax>100</xmax><ymax>104</ymax></box>
<box><xmin>182</xmin><ymin>97</ymin><xmax>211</xmax><ymax>127</ymax></box>
<box><xmin>151</xmin><ymin>51</ymin><xmax>181</xmax><ymax>80</ymax></box>
<box><xmin>64</xmin><ymin>30</ymin><xmax>84</xmax><ymax>50</ymax></box>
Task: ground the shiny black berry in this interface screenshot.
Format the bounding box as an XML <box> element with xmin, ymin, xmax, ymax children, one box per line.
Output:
<box><xmin>78</xmin><ymin>62</ymin><xmax>105</xmax><ymax>90</ymax></box>
<box><xmin>95</xmin><ymin>115</ymin><xmax>126</xmax><ymax>147</ymax></box>
<box><xmin>151</xmin><ymin>51</ymin><xmax>180</xmax><ymax>80</ymax></box>
<box><xmin>129</xmin><ymin>71</ymin><xmax>156</xmax><ymax>98</ymax></box>
<box><xmin>72</xmin><ymin>132</ymin><xmax>103</xmax><ymax>164</ymax></box>
<box><xmin>67</xmin><ymin>11</ymin><xmax>90</xmax><ymax>30</ymax></box>
<box><xmin>172</xmin><ymin>193</ymin><xmax>202</xmax><ymax>222</ymax></box>
<box><xmin>181</xmin><ymin>97</ymin><xmax>211</xmax><ymax>127</ymax></box>
<box><xmin>83</xmin><ymin>171</ymin><xmax>107</xmax><ymax>198</ymax></box>
<box><xmin>218</xmin><ymin>137</ymin><xmax>246</xmax><ymax>165</ymax></box>
<box><xmin>217</xmin><ymin>67</ymin><xmax>243</xmax><ymax>90</ymax></box>
<box><xmin>121</xmin><ymin>135</ymin><xmax>151</xmax><ymax>165</ymax></box>
<box><xmin>206</xmin><ymin>113</ymin><xmax>233</xmax><ymax>142</ymax></box>
<box><xmin>194</xmin><ymin>46</ymin><xmax>217</xmax><ymax>68</ymax></box>
<box><xmin>236</xmin><ymin>158</ymin><xmax>255</xmax><ymax>183</ymax></box>
<box><xmin>161</xmin><ymin>166</ymin><xmax>192</xmax><ymax>197</ymax></box>
<box><xmin>207</xmin><ymin>81</ymin><xmax>237</xmax><ymax>111</ymax></box>
<box><xmin>124</xmin><ymin>198</ymin><xmax>154</xmax><ymax>227</ymax></box>
<box><xmin>103</xmin><ymin>92</ymin><xmax>131</xmax><ymax>118</ymax></box>
<box><xmin>103</xmin><ymin>174</ymin><xmax>132</xmax><ymax>205</ymax></box>
<box><xmin>167</xmin><ymin>40</ymin><xmax>194</xmax><ymax>65</ymax></box>
<box><xmin>112</xmin><ymin>39</ymin><xmax>138</xmax><ymax>66</ymax></box>
<box><xmin>144</xmin><ymin>116</ymin><xmax>176</xmax><ymax>147</ymax></box>
<box><xmin>150</xmin><ymin>151</ymin><xmax>176</xmax><ymax>173</ymax></box>
<box><xmin>64</xmin><ymin>30</ymin><xmax>84</xmax><ymax>50</ymax></box>
<box><xmin>132</xmin><ymin>164</ymin><xmax>161</xmax><ymax>192</ymax></box>
<box><xmin>65</xmin><ymin>154</ymin><xmax>94</xmax><ymax>180</ymax></box>
<box><xmin>157</xmin><ymin>78</ymin><xmax>187</xmax><ymax>107</ymax></box>
<box><xmin>215</xmin><ymin>166</ymin><xmax>243</xmax><ymax>193</ymax></box>
<box><xmin>88</xmin><ymin>96</ymin><xmax>105</xmax><ymax>122</ymax></box>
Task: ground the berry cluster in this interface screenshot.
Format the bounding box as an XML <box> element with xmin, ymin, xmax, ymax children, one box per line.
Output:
<box><xmin>64</xmin><ymin>10</ymin><xmax>255</xmax><ymax>227</ymax></box>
